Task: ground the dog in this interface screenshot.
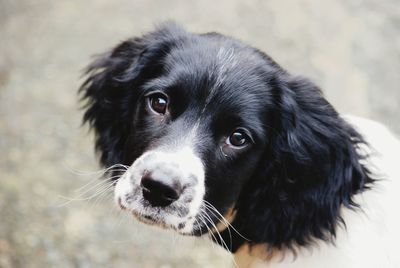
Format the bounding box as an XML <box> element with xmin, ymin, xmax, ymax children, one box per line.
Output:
<box><xmin>80</xmin><ymin>23</ymin><xmax>400</xmax><ymax>267</ymax></box>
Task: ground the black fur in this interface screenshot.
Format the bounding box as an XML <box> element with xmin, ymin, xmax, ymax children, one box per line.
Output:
<box><xmin>80</xmin><ymin>23</ymin><xmax>373</xmax><ymax>253</ymax></box>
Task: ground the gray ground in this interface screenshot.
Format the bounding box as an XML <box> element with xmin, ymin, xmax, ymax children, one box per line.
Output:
<box><xmin>0</xmin><ymin>0</ymin><xmax>399</xmax><ymax>267</ymax></box>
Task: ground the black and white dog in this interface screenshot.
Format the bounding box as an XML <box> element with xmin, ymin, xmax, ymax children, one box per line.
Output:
<box><xmin>81</xmin><ymin>23</ymin><xmax>400</xmax><ymax>267</ymax></box>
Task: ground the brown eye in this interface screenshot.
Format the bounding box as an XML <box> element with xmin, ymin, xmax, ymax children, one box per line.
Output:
<box><xmin>149</xmin><ymin>94</ymin><xmax>168</xmax><ymax>114</ymax></box>
<box><xmin>227</xmin><ymin>129</ymin><xmax>250</xmax><ymax>147</ymax></box>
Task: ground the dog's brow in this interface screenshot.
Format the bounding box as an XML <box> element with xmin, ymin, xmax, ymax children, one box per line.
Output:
<box><xmin>215</xmin><ymin>47</ymin><xmax>237</xmax><ymax>88</ymax></box>
<box><xmin>200</xmin><ymin>47</ymin><xmax>238</xmax><ymax>117</ymax></box>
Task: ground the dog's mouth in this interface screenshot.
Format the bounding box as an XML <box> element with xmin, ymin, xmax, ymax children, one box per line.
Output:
<box><xmin>130</xmin><ymin>208</ymin><xmax>184</xmax><ymax>231</ymax></box>
<box><xmin>114</xmin><ymin>149</ymin><xmax>207</xmax><ymax>234</ymax></box>
<box><xmin>116</xmin><ymin>192</ymin><xmax>198</xmax><ymax>234</ymax></box>
<box><xmin>116</xmin><ymin>185</ymin><xmax>234</xmax><ymax>240</ymax></box>
<box><xmin>114</xmin><ymin>170</ymin><xmax>238</xmax><ymax>242</ymax></box>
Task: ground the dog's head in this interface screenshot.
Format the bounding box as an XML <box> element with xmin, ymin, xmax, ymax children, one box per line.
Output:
<box><xmin>81</xmin><ymin>23</ymin><xmax>372</xmax><ymax>251</ymax></box>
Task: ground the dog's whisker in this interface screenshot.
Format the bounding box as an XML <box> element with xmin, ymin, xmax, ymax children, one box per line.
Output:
<box><xmin>85</xmin><ymin>186</ymin><xmax>114</xmax><ymax>209</ymax></box>
<box><xmin>73</xmin><ymin>176</ymin><xmax>107</xmax><ymax>193</ymax></box>
<box><xmin>68</xmin><ymin>171</ymin><xmax>115</xmax><ymax>194</ymax></box>
<box><xmin>74</xmin><ymin>179</ymin><xmax>114</xmax><ymax>200</ymax></box>
<box><xmin>199</xmin><ymin>214</ymin><xmax>218</xmax><ymax>250</ymax></box>
<box><xmin>70</xmin><ymin>172</ymin><xmax>124</xmax><ymax>197</ymax></box>
<box><xmin>57</xmin><ymin>180</ymin><xmax>114</xmax><ymax>207</ymax></box>
<box><xmin>74</xmin><ymin>177</ymin><xmax>114</xmax><ymax>196</ymax></box>
<box><xmin>71</xmin><ymin>173</ymin><xmax>120</xmax><ymax>199</ymax></box>
<box><xmin>202</xmin><ymin>204</ymin><xmax>233</xmax><ymax>250</ymax></box>
<box><xmin>87</xmin><ymin>186</ymin><xmax>114</xmax><ymax>210</ymax></box>
<box><xmin>197</xmin><ymin>213</ymin><xmax>217</xmax><ymax>250</ymax></box>
<box><xmin>203</xmin><ymin>205</ymin><xmax>234</xmax><ymax>251</ymax></box>
<box><xmin>203</xmin><ymin>203</ymin><xmax>230</xmax><ymax>231</ymax></box>
<box><xmin>203</xmin><ymin>200</ymin><xmax>250</xmax><ymax>242</ymax></box>
<box><xmin>200</xmin><ymin>209</ymin><xmax>238</xmax><ymax>267</ymax></box>
<box><xmin>65</xmin><ymin>163</ymin><xmax>129</xmax><ymax>177</ymax></box>
<box><xmin>200</xmin><ymin>207</ymin><xmax>231</xmax><ymax>252</ymax></box>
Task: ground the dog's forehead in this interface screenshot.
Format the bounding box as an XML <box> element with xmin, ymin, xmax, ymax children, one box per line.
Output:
<box><xmin>166</xmin><ymin>38</ymin><xmax>264</xmax><ymax>80</ymax></box>
<box><xmin>144</xmin><ymin>39</ymin><xmax>271</xmax><ymax>139</ymax></box>
<box><xmin>163</xmin><ymin>39</ymin><xmax>271</xmax><ymax>109</ymax></box>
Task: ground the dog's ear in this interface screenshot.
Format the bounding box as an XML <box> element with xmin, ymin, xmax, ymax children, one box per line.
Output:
<box><xmin>232</xmin><ymin>74</ymin><xmax>373</xmax><ymax>250</ymax></box>
<box><xmin>266</xmin><ymin>75</ymin><xmax>372</xmax><ymax>192</ymax></box>
<box><xmin>80</xmin><ymin>39</ymin><xmax>144</xmax><ymax>166</ymax></box>
<box><xmin>80</xmin><ymin>23</ymin><xmax>186</xmax><ymax>166</ymax></box>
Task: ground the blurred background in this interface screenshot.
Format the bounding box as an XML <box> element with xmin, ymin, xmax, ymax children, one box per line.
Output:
<box><xmin>0</xmin><ymin>0</ymin><xmax>399</xmax><ymax>267</ymax></box>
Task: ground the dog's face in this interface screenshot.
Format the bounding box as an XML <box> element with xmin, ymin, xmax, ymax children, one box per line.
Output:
<box><xmin>81</xmin><ymin>23</ymin><xmax>371</xmax><ymax>250</ymax></box>
<box><xmin>110</xmin><ymin>29</ymin><xmax>269</xmax><ymax>234</ymax></box>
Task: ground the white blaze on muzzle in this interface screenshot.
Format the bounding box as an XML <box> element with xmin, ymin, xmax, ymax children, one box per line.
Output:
<box><xmin>114</xmin><ymin>146</ymin><xmax>205</xmax><ymax>233</ymax></box>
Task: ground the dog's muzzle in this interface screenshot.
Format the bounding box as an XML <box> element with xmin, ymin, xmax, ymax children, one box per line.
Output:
<box><xmin>114</xmin><ymin>147</ymin><xmax>205</xmax><ymax>233</ymax></box>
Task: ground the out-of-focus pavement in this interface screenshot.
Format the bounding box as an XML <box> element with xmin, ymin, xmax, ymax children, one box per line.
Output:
<box><xmin>0</xmin><ymin>0</ymin><xmax>399</xmax><ymax>267</ymax></box>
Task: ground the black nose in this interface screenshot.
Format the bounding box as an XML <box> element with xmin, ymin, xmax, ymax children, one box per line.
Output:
<box><xmin>140</xmin><ymin>174</ymin><xmax>182</xmax><ymax>207</ymax></box>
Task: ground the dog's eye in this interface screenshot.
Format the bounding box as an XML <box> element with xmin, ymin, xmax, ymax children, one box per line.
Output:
<box><xmin>226</xmin><ymin>129</ymin><xmax>251</xmax><ymax>148</ymax></box>
<box><xmin>148</xmin><ymin>94</ymin><xmax>168</xmax><ymax>114</ymax></box>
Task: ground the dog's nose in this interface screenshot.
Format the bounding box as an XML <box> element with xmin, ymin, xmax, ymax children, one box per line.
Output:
<box><xmin>140</xmin><ymin>173</ymin><xmax>182</xmax><ymax>207</ymax></box>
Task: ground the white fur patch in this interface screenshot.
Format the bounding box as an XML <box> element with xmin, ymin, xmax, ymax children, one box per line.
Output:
<box><xmin>114</xmin><ymin>145</ymin><xmax>205</xmax><ymax>234</ymax></box>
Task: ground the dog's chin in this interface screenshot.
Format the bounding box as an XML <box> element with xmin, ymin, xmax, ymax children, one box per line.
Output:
<box><xmin>128</xmin><ymin>208</ymin><xmax>203</xmax><ymax>235</ymax></box>
<box><xmin>125</xmin><ymin>204</ymin><xmax>221</xmax><ymax>237</ymax></box>
<box><xmin>130</xmin><ymin>210</ymin><xmax>180</xmax><ymax>232</ymax></box>
<box><xmin>116</xmin><ymin>193</ymin><xmax>201</xmax><ymax>235</ymax></box>
<box><xmin>115</xmin><ymin>182</ymin><xmax>227</xmax><ymax>237</ymax></box>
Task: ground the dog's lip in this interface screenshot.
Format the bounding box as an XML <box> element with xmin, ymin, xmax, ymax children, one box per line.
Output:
<box><xmin>130</xmin><ymin>209</ymin><xmax>174</xmax><ymax>230</ymax></box>
<box><xmin>131</xmin><ymin>210</ymin><xmax>157</xmax><ymax>224</ymax></box>
<box><xmin>116</xmin><ymin>196</ymin><xmax>159</xmax><ymax>224</ymax></box>
<box><xmin>117</xmin><ymin>197</ymin><xmax>126</xmax><ymax>210</ymax></box>
<box><xmin>127</xmin><ymin>206</ymin><xmax>194</xmax><ymax>234</ymax></box>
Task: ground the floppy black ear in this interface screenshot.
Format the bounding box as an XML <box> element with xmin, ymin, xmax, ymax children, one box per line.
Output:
<box><xmin>80</xmin><ymin>23</ymin><xmax>187</xmax><ymax>167</ymax></box>
<box><xmin>80</xmin><ymin>39</ymin><xmax>145</xmax><ymax>167</ymax></box>
<box><xmin>230</xmin><ymin>74</ymin><xmax>373</xmax><ymax>251</ymax></box>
